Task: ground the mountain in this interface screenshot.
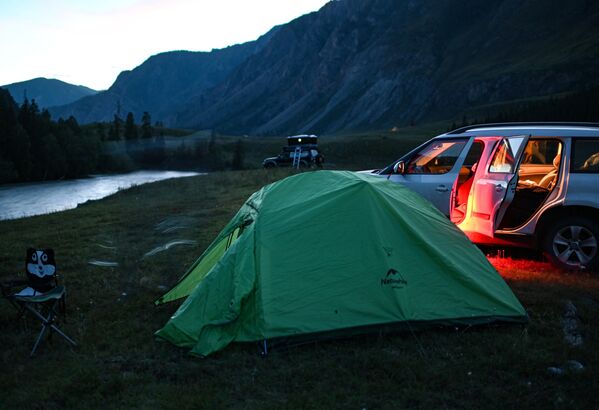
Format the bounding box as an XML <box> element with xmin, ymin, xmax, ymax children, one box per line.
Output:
<box><xmin>1</xmin><ymin>78</ymin><xmax>97</xmax><ymax>109</ymax></box>
<box><xmin>50</xmin><ymin>0</ymin><xmax>599</xmax><ymax>134</ymax></box>
<box><xmin>178</xmin><ymin>0</ymin><xmax>599</xmax><ymax>134</ymax></box>
<box><xmin>49</xmin><ymin>28</ymin><xmax>278</xmax><ymax>124</ymax></box>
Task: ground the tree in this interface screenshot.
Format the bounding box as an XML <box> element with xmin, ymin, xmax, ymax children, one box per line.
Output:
<box><xmin>0</xmin><ymin>88</ymin><xmax>102</xmax><ymax>182</ymax></box>
<box><xmin>0</xmin><ymin>88</ymin><xmax>18</xmax><ymax>131</ymax></box>
<box><xmin>124</xmin><ymin>112</ymin><xmax>139</xmax><ymax>162</ymax></box>
<box><xmin>20</xmin><ymin>100</ymin><xmax>47</xmax><ymax>180</ymax></box>
<box><xmin>141</xmin><ymin>112</ymin><xmax>153</xmax><ymax>138</ymax></box>
<box><xmin>18</xmin><ymin>99</ymin><xmax>34</xmax><ymax>133</ymax></box>
<box><xmin>109</xmin><ymin>114</ymin><xmax>122</xmax><ymax>140</ymax></box>
<box><xmin>5</xmin><ymin>125</ymin><xmax>31</xmax><ymax>180</ymax></box>
<box><xmin>96</xmin><ymin>122</ymin><xmax>107</xmax><ymax>140</ymax></box>
<box><xmin>0</xmin><ymin>155</ymin><xmax>17</xmax><ymax>183</ymax></box>
<box><xmin>65</xmin><ymin>116</ymin><xmax>81</xmax><ymax>134</ymax></box>
<box><xmin>124</xmin><ymin>112</ymin><xmax>137</xmax><ymax>140</ymax></box>
<box><xmin>0</xmin><ymin>88</ymin><xmax>19</xmax><ymax>176</ymax></box>
<box><xmin>56</xmin><ymin>119</ymin><xmax>99</xmax><ymax>178</ymax></box>
<box><xmin>39</xmin><ymin>133</ymin><xmax>67</xmax><ymax>179</ymax></box>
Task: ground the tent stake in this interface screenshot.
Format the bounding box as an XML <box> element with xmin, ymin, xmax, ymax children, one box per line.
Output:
<box><xmin>259</xmin><ymin>339</ymin><xmax>268</xmax><ymax>357</ymax></box>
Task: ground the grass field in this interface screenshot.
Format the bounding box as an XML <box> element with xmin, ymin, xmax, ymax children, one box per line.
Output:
<box><xmin>177</xmin><ymin>122</ymin><xmax>444</xmax><ymax>173</ymax></box>
<box><xmin>1</xmin><ymin>132</ymin><xmax>599</xmax><ymax>409</ymax></box>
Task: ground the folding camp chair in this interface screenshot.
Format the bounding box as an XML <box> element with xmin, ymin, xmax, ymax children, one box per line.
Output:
<box><xmin>1</xmin><ymin>248</ymin><xmax>77</xmax><ymax>357</ymax></box>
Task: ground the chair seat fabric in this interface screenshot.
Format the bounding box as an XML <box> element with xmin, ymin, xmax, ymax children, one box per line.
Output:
<box><xmin>13</xmin><ymin>285</ymin><xmax>65</xmax><ymax>303</ymax></box>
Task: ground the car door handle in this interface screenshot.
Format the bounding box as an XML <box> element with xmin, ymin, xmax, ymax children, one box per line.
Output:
<box><xmin>495</xmin><ymin>184</ymin><xmax>504</xmax><ymax>192</ymax></box>
<box><xmin>435</xmin><ymin>185</ymin><xmax>449</xmax><ymax>192</ymax></box>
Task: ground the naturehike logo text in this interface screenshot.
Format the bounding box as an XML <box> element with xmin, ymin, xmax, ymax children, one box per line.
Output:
<box><xmin>380</xmin><ymin>268</ymin><xmax>407</xmax><ymax>289</ymax></box>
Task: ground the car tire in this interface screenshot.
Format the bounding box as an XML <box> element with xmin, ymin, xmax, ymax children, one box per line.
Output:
<box><xmin>542</xmin><ymin>216</ymin><xmax>599</xmax><ymax>271</ymax></box>
<box><xmin>263</xmin><ymin>162</ymin><xmax>276</xmax><ymax>169</ymax></box>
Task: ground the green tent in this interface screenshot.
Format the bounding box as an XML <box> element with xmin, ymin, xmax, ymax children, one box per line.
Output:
<box><xmin>155</xmin><ymin>171</ymin><xmax>527</xmax><ymax>356</ymax></box>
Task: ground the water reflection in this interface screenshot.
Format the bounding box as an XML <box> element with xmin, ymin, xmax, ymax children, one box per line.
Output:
<box><xmin>0</xmin><ymin>170</ymin><xmax>200</xmax><ymax>220</ymax></box>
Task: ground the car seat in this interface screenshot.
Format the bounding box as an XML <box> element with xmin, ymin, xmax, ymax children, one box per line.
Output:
<box><xmin>538</xmin><ymin>154</ymin><xmax>561</xmax><ymax>189</ymax></box>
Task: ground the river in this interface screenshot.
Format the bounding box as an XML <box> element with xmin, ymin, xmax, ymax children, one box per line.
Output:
<box><xmin>0</xmin><ymin>170</ymin><xmax>200</xmax><ymax>221</ymax></box>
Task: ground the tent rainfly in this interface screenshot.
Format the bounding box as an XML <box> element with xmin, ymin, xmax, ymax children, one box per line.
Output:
<box><xmin>155</xmin><ymin>170</ymin><xmax>527</xmax><ymax>356</ymax></box>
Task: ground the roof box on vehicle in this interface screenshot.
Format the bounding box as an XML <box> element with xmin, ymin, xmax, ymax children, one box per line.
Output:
<box><xmin>287</xmin><ymin>135</ymin><xmax>318</xmax><ymax>146</ymax></box>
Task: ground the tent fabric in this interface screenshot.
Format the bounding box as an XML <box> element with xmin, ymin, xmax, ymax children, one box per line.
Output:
<box><xmin>155</xmin><ymin>225</ymin><xmax>243</xmax><ymax>305</ymax></box>
<box><xmin>155</xmin><ymin>170</ymin><xmax>527</xmax><ymax>356</ymax></box>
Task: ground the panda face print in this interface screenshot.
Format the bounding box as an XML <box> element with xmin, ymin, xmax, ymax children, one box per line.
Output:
<box><xmin>27</xmin><ymin>250</ymin><xmax>56</xmax><ymax>278</ymax></box>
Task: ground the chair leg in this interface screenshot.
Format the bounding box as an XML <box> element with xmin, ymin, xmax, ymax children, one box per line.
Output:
<box><xmin>48</xmin><ymin>301</ymin><xmax>77</xmax><ymax>346</ymax></box>
<box><xmin>31</xmin><ymin>322</ymin><xmax>48</xmax><ymax>357</ymax></box>
<box><xmin>24</xmin><ymin>302</ymin><xmax>78</xmax><ymax>357</ymax></box>
<box><xmin>49</xmin><ymin>323</ymin><xmax>77</xmax><ymax>347</ymax></box>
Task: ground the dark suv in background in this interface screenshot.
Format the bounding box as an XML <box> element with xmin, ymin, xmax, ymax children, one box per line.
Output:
<box><xmin>263</xmin><ymin>135</ymin><xmax>324</xmax><ymax>168</ymax></box>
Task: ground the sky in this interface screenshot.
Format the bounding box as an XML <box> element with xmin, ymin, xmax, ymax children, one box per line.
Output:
<box><xmin>0</xmin><ymin>0</ymin><xmax>330</xmax><ymax>90</ymax></box>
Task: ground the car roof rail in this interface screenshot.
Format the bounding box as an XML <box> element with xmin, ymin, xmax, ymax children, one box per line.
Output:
<box><xmin>447</xmin><ymin>122</ymin><xmax>599</xmax><ymax>134</ymax></box>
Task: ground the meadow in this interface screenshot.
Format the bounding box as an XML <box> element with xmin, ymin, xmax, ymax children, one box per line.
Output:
<box><xmin>1</xmin><ymin>129</ymin><xmax>598</xmax><ymax>409</ymax></box>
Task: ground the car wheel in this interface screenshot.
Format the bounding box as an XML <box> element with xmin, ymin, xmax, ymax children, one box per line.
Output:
<box><xmin>263</xmin><ymin>162</ymin><xmax>276</xmax><ymax>169</ymax></box>
<box><xmin>543</xmin><ymin>216</ymin><xmax>599</xmax><ymax>271</ymax></box>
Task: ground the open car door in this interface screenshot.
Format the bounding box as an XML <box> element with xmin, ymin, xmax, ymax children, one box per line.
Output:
<box><xmin>465</xmin><ymin>135</ymin><xmax>530</xmax><ymax>240</ymax></box>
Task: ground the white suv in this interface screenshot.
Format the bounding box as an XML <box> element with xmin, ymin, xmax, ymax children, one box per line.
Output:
<box><xmin>374</xmin><ymin>123</ymin><xmax>599</xmax><ymax>270</ymax></box>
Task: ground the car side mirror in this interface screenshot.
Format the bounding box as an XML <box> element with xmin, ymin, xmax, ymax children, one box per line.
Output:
<box><xmin>393</xmin><ymin>161</ymin><xmax>405</xmax><ymax>174</ymax></box>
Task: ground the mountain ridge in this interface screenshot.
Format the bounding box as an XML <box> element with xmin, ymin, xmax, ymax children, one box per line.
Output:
<box><xmin>1</xmin><ymin>77</ymin><xmax>97</xmax><ymax>109</ymax></box>
<box><xmin>49</xmin><ymin>27</ymin><xmax>279</xmax><ymax>124</ymax></box>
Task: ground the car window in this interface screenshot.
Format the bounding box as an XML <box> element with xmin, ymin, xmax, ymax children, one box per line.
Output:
<box><xmin>521</xmin><ymin>139</ymin><xmax>560</xmax><ymax>165</ymax></box>
<box><xmin>489</xmin><ymin>137</ymin><xmax>526</xmax><ymax>173</ymax></box>
<box><xmin>463</xmin><ymin>140</ymin><xmax>484</xmax><ymax>167</ymax></box>
<box><xmin>404</xmin><ymin>139</ymin><xmax>467</xmax><ymax>174</ymax></box>
<box><xmin>571</xmin><ymin>138</ymin><xmax>599</xmax><ymax>173</ymax></box>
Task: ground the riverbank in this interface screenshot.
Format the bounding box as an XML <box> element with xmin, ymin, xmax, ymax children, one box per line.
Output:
<box><xmin>0</xmin><ymin>170</ymin><xmax>200</xmax><ymax>220</ymax></box>
<box><xmin>1</xmin><ymin>168</ymin><xmax>598</xmax><ymax>408</ymax></box>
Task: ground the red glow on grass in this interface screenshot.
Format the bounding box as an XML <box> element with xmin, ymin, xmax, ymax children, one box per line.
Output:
<box><xmin>488</xmin><ymin>255</ymin><xmax>559</xmax><ymax>280</ymax></box>
<box><xmin>487</xmin><ymin>255</ymin><xmax>599</xmax><ymax>290</ymax></box>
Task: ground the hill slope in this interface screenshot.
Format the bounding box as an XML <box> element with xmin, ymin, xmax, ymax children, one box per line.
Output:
<box><xmin>178</xmin><ymin>0</ymin><xmax>599</xmax><ymax>134</ymax></box>
<box><xmin>49</xmin><ymin>0</ymin><xmax>599</xmax><ymax>133</ymax></box>
<box><xmin>1</xmin><ymin>78</ymin><xmax>97</xmax><ymax>109</ymax></box>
